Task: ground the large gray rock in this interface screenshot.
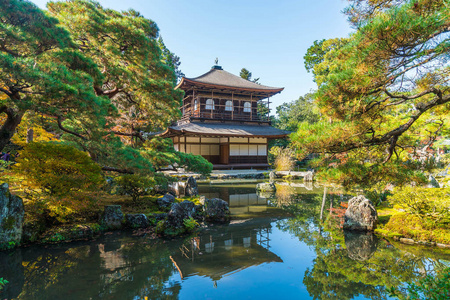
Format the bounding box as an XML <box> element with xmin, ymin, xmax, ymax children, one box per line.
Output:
<box><xmin>169</xmin><ymin>181</ymin><xmax>185</xmax><ymax>196</ymax></box>
<box><xmin>343</xmin><ymin>195</ymin><xmax>378</xmax><ymax>231</ymax></box>
<box><xmin>344</xmin><ymin>231</ymin><xmax>378</xmax><ymax>261</ymax></box>
<box><xmin>0</xmin><ymin>183</ymin><xmax>24</xmax><ymax>249</ymax></box>
<box><xmin>101</xmin><ymin>205</ymin><xmax>124</xmax><ymax>230</ymax></box>
<box><xmin>157</xmin><ymin>193</ymin><xmax>175</xmax><ymax>209</ymax></box>
<box><xmin>256</xmin><ymin>182</ymin><xmax>276</xmax><ymax>192</ymax></box>
<box><xmin>167</xmin><ymin>200</ymin><xmax>199</xmax><ymax>228</ymax></box>
<box><xmin>204</xmin><ymin>198</ymin><xmax>230</xmax><ymax>223</ymax></box>
<box><xmin>125</xmin><ymin>214</ymin><xmax>150</xmax><ymax>228</ymax></box>
<box><xmin>184</xmin><ymin>176</ymin><xmax>198</xmax><ymax>196</ymax></box>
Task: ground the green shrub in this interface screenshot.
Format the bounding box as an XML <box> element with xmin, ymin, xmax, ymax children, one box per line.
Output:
<box><xmin>183</xmin><ymin>217</ymin><xmax>199</xmax><ymax>232</ymax></box>
<box><xmin>143</xmin><ymin>137</ymin><xmax>212</xmax><ymax>176</ymax></box>
<box><xmin>388</xmin><ymin>187</ymin><xmax>450</xmax><ymax>225</ymax></box>
<box><xmin>115</xmin><ymin>174</ymin><xmax>156</xmax><ymax>203</ymax></box>
<box><xmin>15</xmin><ymin>142</ymin><xmax>104</xmax><ymax>196</ymax></box>
<box><xmin>178</xmin><ymin>152</ymin><xmax>213</xmax><ymax>176</ymax></box>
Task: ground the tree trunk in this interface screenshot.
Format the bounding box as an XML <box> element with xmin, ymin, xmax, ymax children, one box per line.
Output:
<box><xmin>0</xmin><ymin>107</ymin><xmax>24</xmax><ymax>152</ymax></box>
<box><xmin>320</xmin><ymin>186</ymin><xmax>327</xmax><ymax>222</ymax></box>
<box><xmin>26</xmin><ymin>128</ymin><xmax>34</xmax><ymax>143</ymax></box>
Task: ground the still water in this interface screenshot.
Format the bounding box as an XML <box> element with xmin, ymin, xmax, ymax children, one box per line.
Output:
<box><xmin>1</xmin><ymin>180</ymin><xmax>449</xmax><ymax>299</ymax></box>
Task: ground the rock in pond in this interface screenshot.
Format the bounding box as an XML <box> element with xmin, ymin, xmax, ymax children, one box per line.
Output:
<box><xmin>125</xmin><ymin>214</ymin><xmax>150</xmax><ymax>229</ymax></box>
<box><xmin>157</xmin><ymin>193</ymin><xmax>175</xmax><ymax>209</ymax></box>
<box><xmin>269</xmin><ymin>171</ymin><xmax>276</xmax><ymax>183</ymax></box>
<box><xmin>0</xmin><ymin>183</ymin><xmax>24</xmax><ymax>249</ymax></box>
<box><xmin>204</xmin><ymin>198</ymin><xmax>230</xmax><ymax>223</ymax></box>
<box><xmin>343</xmin><ymin>195</ymin><xmax>378</xmax><ymax>231</ymax></box>
<box><xmin>185</xmin><ymin>176</ymin><xmax>198</xmax><ymax>196</ymax></box>
<box><xmin>256</xmin><ymin>182</ymin><xmax>276</xmax><ymax>192</ymax></box>
<box><xmin>303</xmin><ymin>171</ymin><xmax>314</xmax><ymax>182</ymax></box>
<box><xmin>101</xmin><ymin>205</ymin><xmax>124</xmax><ymax>230</ymax></box>
<box><xmin>344</xmin><ymin>231</ymin><xmax>377</xmax><ymax>261</ymax></box>
<box><xmin>167</xmin><ymin>200</ymin><xmax>201</xmax><ymax>228</ymax></box>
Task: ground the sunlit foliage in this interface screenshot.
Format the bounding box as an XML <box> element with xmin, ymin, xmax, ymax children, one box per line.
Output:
<box><xmin>294</xmin><ymin>0</ymin><xmax>450</xmax><ymax>188</ymax></box>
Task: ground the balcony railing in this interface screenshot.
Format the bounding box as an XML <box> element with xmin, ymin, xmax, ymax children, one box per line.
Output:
<box><xmin>179</xmin><ymin>101</ymin><xmax>270</xmax><ymax>124</ymax></box>
<box><xmin>179</xmin><ymin>109</ymin><xmax>269</xmax><ymax>124</ymax></box>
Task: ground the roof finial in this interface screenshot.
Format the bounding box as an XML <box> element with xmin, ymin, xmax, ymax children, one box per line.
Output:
<box><xmin>212</xmin><ymin>58</ymin><xmax>223</xmax><ymax>70</ymax></box>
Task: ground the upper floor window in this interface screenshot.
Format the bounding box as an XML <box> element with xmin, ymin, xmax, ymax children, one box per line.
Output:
<box><xmin>243</xmin><ymin>101</ymin><xmax>251</xmax><ymax>112</ymax></box>
<box><xmin>205</xmin><ymin>98</ymin><xmax>215</xmax><ymax>110</ymax></box>
<box><xmin>225</xmin><ymin>100</ymin><xmax>233</xmax><ymax>111</ymax></box>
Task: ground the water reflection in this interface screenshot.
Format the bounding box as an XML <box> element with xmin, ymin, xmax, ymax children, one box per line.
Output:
<box><xmin>171</xmin><ymin>218</ymin><xmax>282</xmax><ymax>283</ymax></box>
<box><xmin>344</xmin><ymin>231</ymin><xmax>378</xmax><ymax>261</ymax></box>
<box><xmin>0</xmin><ymin>181</ymin><xmax>449</xmax><ymax>299</ymax></box>
<box><xmin>198</xmin><ymin>182</ymin><xmax>273</xmax><ymax>216</ymax></box>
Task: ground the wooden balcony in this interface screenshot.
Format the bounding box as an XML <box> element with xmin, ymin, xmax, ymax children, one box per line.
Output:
<box><xmin>179</xmin><ymin>100</ymin><xmax>270</xmax><ymax>124</ymax></box>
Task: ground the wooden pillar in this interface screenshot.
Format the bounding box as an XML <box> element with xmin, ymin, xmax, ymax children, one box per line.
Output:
<box><xmin>239</xmin><ymin>98</ymin><xmax>241</xmax><ymax>120</ymax></box>
<box><xmin>192</xmin><ymin>90</ymin><xmax>195</xmax><ymax>117</ymax></box>
<box><xmin>231</xmin><ymin>92</ymin><xmax>234</xmax><ymax>120</ymax></box>
<box><xmin>250</xmin><ymin>93</ymin><xmax>253</xmax><ymax>120</ymax></box>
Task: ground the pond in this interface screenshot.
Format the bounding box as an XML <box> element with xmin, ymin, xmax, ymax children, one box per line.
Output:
<box><xmin>1</xmin><ymin>180</ymin><xmax>449</xmax><ymax>299</ymax></box>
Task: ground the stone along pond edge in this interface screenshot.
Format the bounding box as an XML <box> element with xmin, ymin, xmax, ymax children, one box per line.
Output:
<box><xmin>2</xmin><ymin>180</ymin><xmax>450</xmax><ymax>251</ymax></box>
<box><xmin>0</xmin><ymin>180</ymin><xmax>232</xmax><ymax>250</ymax></box>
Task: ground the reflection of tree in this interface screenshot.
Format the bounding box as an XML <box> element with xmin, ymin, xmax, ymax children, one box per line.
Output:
<box><xmin>276</xmin><ymin>190</ymin><xmax>450</xmax><ymax>300</ymax></box>
<box><xmin>274</xmin><ymin>184</ymin><xmax>296</xmax><ymax>207</ymax></box>
<box><xmin>14</xmin><ymin>235</ymin><xmax>181</xmax><ymax>299</ymax></box>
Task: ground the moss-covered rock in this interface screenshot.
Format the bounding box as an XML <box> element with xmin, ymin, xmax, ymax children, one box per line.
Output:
<box><xmin>204</xmin><ymin>198</ymin><xmax>230</xmax><ymax>223</ymax></box>
<box><xmin>0</xmin><ymin>183</ymin><xmax>24</xmax><ymax>250</ymax></box>
<box><xmin>125</xmin><ymin>214</ymin><xmax>150</xmax><ymax>229</ymax></box>
<box><xmin>100</xmin><ymin>205</ymin><xmax>124</xmax><ymax>230</ymax></box>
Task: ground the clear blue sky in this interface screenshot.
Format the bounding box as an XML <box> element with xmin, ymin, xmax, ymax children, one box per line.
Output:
<box><xmin>32</xmin><ymin>0</ymin><xmax>352</xmax><ymax>111</ymax></box>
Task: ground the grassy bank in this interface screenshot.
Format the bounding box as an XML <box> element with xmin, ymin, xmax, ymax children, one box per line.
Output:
<box><xmin>375</xmin><ymin>204</ymin><xmax>450</xmax><ymax>246</ymax></box>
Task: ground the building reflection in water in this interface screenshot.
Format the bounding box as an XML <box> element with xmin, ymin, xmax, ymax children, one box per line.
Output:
<box><xmin>198</xmin><ymin>184</ymin><xmax>271</xmax><ymax>215</ymax></box>
<box><xmin>170</xmin><ymin>218</ymin><xmax>283</xmax><ymax>284</ymax></box>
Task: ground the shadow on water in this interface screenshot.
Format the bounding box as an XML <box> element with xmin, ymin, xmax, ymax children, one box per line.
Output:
<box><xmin>0</xmin><ymin>180</ymin><xmax>449</xmax><ymax>299</ymax></box>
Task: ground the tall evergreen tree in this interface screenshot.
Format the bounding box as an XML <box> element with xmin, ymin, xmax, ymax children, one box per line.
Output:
<box><xmin>47</xmin><ymin>0</ymin><xmax>183</xmax><ymax>142</ymax></box>
<box><xmin>294</xmin><ymin>0</ymin><xmax>450</xmax><ymax>187</ymax></box>
<box><xmin>0</xmin><ymin>0</ymin><xmax>108</xmax><ymax>152</ymax></box>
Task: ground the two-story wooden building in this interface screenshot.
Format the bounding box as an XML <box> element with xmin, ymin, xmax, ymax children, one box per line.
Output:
<box><xmin>160</xmin><ymin>65</ymin><xmax>290</xmax><ymax>169</ymax></box>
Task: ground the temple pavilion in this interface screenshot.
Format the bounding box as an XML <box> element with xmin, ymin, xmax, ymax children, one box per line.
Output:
<box><xmin>160</xmin><ymin>65</ymin><xmax>290</xmax><ymax>169</ymax></box>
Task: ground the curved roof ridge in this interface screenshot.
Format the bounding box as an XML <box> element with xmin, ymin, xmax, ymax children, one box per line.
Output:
<box><xmin>181</xmin><ymin>68</ymin><xmax>283</xmax><ymax>91</ymax></box>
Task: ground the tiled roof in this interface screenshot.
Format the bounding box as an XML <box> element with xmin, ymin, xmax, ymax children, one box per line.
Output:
<box><xmin>176</xmin><ymin>67</ymin><xmax>284</xmax><ymax>95</ymax></box>
<box><xmin>164</xmin><ymin>122</ymin><xmax>290</xmax><ymax>138</ymax></box>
